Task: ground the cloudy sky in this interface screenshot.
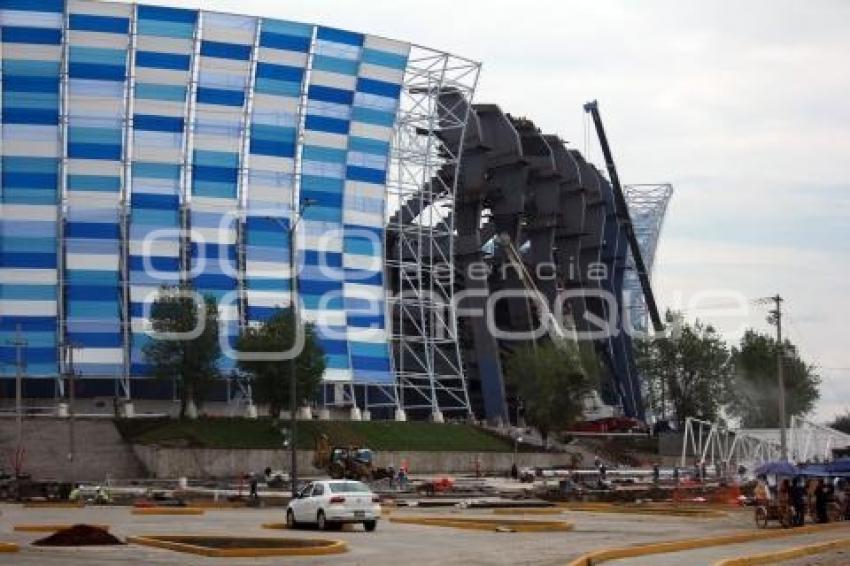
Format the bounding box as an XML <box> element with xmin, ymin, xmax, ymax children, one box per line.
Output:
<box><xmin>131</xmin><ymin>0</ymin><xmax>849</xmax><ymax>422</ymax></box>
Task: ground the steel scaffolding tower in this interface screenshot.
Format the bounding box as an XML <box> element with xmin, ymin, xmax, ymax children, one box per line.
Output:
<box><xmin>384</xmin><ymin>46</ymin><xmax>481</xmax><ymax>420</ymax></box>
<box><xmin>622</xmin><ymin>184</ymin><xmax>673</xmax><ymax>332</ymax></box>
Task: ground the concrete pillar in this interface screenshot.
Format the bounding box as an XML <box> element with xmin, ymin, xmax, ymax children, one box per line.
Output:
<box><xmin>297</xmin><ymin>406</ymin><xmax>313</xmax><ymax>420</ymax></box>
<box><xmin>185</xmin><ymin>399</ymin><xmax>198</xmax><ymax>420</ymax></box>
<box><xmin>361</xmin><ymin>409</ymin><xmax>371</xmax><ymax>421</ymax></box>
<box><xmin>57</xmin><ymin>403</ymin><xmax>69</xmax><ymax>418</ymax></box>
<box><xmin>431</xmin><ymin>409</ymin><xmax>444</xmax><ymax>424</ymax></box>
<box><xmin>123</xmin><ymin>401</ymin><xmax>135</xmax><ymax>419</ymax></box>
<box><xmin>317</xmin><ymin>408</ymin><xmax>331</xmax><ymax>420</ymax></box>
<box><xmin>394</xmin><ymin>408</ymin><xmax>407</xmax><ymax>422</ymax></box>
<box><xmin>350</xmin><ymin>406</ymin><xmax>362</xmax><ymax>421</ymax></box>
<box><xmin>245</xmin><ymin>403</ymin><xmax>258</xmax><ymax>419</ymax></box>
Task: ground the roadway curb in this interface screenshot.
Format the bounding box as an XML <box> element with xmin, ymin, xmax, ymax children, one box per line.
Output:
<box><xmin>390</xmin><ymin>516</ymin><xmax>573</xmax><ymax>532</ymax></box>
<box><xmin>557</xmin><ymin>502</ymin><xmax>727</xmax><ymax>518</ymax></box>
<box><xmin>0</xmin><ymin>543</ymin><xmax>19</xmax><ymax>553</ymax></box>
<box><xmin>493</xmin><ymin>508</ymin><xmax>564</xmax><ymax>515</ymax></box>
<box><xmin>565</xmin><ymin>522</ymin><xmax>849</xmax><ymax>566</ymax></box>
<box><xmin>714</xmin><ymin>537</ymin><xmax>850</xmax><ymax>566</ymax></box>
<box><xmin>126</xmin><ymin>535</ymin><xmax>347</xmax><ymax>557</ymax></box>
<box><xmin>131</xmin><ymin>507</ymin><xmax>205</xmax><ymax>515</ymax></box>
<box><xmin>14</xmin><ymin>524</ymin><xmax>109</xmax><ymax>532</ymax></box>
<box><xmin>22</xmin><ymin>502</ymin><xmax>85</xmax><ymax>509</ymax></box>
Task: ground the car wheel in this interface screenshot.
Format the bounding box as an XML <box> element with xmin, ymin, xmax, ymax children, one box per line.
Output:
<box><xmin>317</xmin><ymin>510</ymin><xmax>327</xmax><ymax>531</ymax></box>
<box><xmin>364</xmin><ymin>520</ymin><xmax>377</xmax><ymax>532</ymax></box>
<box><xmin>286</xmin><ymin>509</ymin><xmax>298</xmax><ymax>529</ymax></box>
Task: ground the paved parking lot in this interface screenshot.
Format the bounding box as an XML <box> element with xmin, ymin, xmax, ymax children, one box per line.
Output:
<box><xmin>0</xmin><ymin>503</ymin><xmax>760</xmax><ymax>565</ymax></box>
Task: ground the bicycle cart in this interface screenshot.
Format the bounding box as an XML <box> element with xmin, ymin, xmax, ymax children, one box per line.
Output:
<box><xmin>754</xmin><ymin>500</ymin><xmax>793</xmax><ymax>529</ymax></box>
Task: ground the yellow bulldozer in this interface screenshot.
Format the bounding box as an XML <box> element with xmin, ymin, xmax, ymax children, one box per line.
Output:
<box><xmin>313</xmin><ymin>434</ymin><xmax>392</xmax><ymax>482</ymax></box>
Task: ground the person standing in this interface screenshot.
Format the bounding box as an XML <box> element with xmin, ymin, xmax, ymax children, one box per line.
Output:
<box><xmin>791</xmin><ymin>477</ymin><xmax>806</xmax><ymax>527</ymax></box>
<box><xmin>814</xmin><ymin>479</ymin><xmax>829</xmax><ymax>523</ymax></box>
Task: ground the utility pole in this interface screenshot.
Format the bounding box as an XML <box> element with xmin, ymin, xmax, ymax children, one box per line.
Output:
<box><xmin>64</xmin><ymin>342</ymin><xmax>77</xmax><ymax>486</ymax></box>
<box><xmin>769</xmin><ymin>294</ymin><xmax>787</xmax><ymax>460</ymax></box>
<box><xmin>9</xmin><ymin>324</ymin><xmax>27</xmax><ymax>474</ymax></box>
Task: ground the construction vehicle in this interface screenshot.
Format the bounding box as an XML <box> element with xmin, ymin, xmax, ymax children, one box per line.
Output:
<box><xmin>313</xmin><ymin>434</ymin><xmax>392</xmax><ymax>482</ymax></box>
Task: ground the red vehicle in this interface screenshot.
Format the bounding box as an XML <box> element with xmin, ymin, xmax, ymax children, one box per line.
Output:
<box><xmin>570</xmin><ymin>417</ymin><xmax>647</xmax><ymax>434</ymax></box>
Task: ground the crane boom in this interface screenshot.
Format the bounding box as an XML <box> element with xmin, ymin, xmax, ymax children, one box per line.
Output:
<box><xmin>583</xmin><ymin>100</ymin><xmax>664</xmax><ymax>332</ymax></box>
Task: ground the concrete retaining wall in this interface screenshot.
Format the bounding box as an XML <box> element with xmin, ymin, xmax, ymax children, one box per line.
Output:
<box><xmin>133</xmin><ymin>445</ymin><xmax>580</xmax><ymax>479</ymax></box>
<box><xmin>0</xmin><ymin>416</ymin><xmax>145</xmax><ymax>481</ymax></box>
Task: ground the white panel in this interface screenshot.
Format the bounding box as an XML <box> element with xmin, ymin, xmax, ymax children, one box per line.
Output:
<box><xmin>309</xmin><ymin>70</ymin><xmax>356</xmax><ymax>91</ymax></box>
<box><xmin>74</xmin><ymin>348</ymin><xmax>124</xmax><ymax>364</ymax></box>
<box><xmin>70</xmin><ymin>0</ymin><xmax>132</xmax><ymax>17</ymax></box>
<box><xmin>135</xmin><ymin>68</ymin><xmax>190</xmax><ymax>85</ymax></box>
<box><xmin>343</xmin><ymin>209</ymin><xmax>384</xmax><ymax>228</ymax></box>
<box><xmin>301</xmin><ymin>232</ymin><xmax>343</xmax><ymax>253</ymax></box>
<box><xmin>133</xmin><ymin>146</ymin><xmax>183</xmax><ymax>163</ymax></box>
<box><xmin>67</xmin><ymin>191</ymin><xmax>121</xmax><ymax>206</ymax></box>
<box><xmin>322</xmin><ymin>369</ymin><xmax>353</xmax><ymax>382</ymax></box>
<box><xmin>135</xmin><ymin>36</ymin><xmax>192</xmax><ymax>54</ymax></box>
<box><xmin>343</xmin><ymin>254</ymin><xmax>382</xmax><ymax>271</ymax></box>
<box><xmin>343</xmin><ymin>283</ymin><xmax>385</xmax><ymax>301</ymax></box>
<box><xmin>345</xmin><ymin>180</ymin><xmax>386</xmax><ymax>200</ymax></box>
<box><xmin>129</xmin><ymin>240</ymin><xmax>180</xmax><ymax>256</ymax></box>
<box><xmin>0</xmin><ymin>301</ymin><xmax>57</xmax><ymax>317</ymax></box>
<box><xmin>253</xmin><ymin>94</ymin><xmax>299</xmax><ymax>114</ymax></box>
<box><xmin>363</xmin><ymin>35</ymin><xmax>409</xmax><ymax>55</ymax></box>
<box><xmin>191</xmin><ymin>226</ymin><xmax>236</xmax><ymax>244</ymax></box>
<box><xmin>246</xmin><ymin>184</ymin><xmax>291</xmax><ymax>203</ymax></box>
<box><xmin>257</xmin><ymin>47</ymin><xmax>307</xmax><ymax>68</ymax></box>
<box><xmin>249</xmin><ymin>155</ymin><xmax>294</xmax><ymax>173</ymax></box>
<box><xmin>192</xmin><ymin>134</ymin><xmax>241</xmax><ymax>153</ymax></box>
<box><xmin>302</xmin><ymin>130</ymin><xmax>347</xmax><ymax>150</ymax></box>
<box><xmin>201</xmin><ymin>26</ymin><xmax>255</xmax><ymax>45</ymax></box>
<box><xmin>347</xmin><ymin>327</ymin><xmax>388</xmax><ymax>343</ymax></box>
<box><xmin>0</xmin><ymin>204</ymin><xmax>58</xmax><ymax>220</ymax></box>
<box><xmin>0</xmin><ymin>10</ymin><xmax>63</xmax><ymax>28</ymax></box>
<box><xmin>69</xmin><ymin>97</ymin><xmax>124</xmax><ymax>115</ymax></box>
<box><xmin>0</xmin><ymin>269</ymin><xmax>58</xmax><ymax>284</ymax></box>
<box><xmin>2</xmin><ymin>44</ymin><xmax>62</xmax><ymax>61</ymax></box>
<box><xmin>349</xmin><ymin>122</ymin><xmax>393</xmax><ymax>141</ymax></box>
<box><xmin>244</xmin><ymin>291</ymin><xmax>290</xmax><ymax>307</ymax></box>
<box><xmin>195</xmin><ymin>106</ymin><xmax>243</xmax><ymax>123</ymax></box>
<box><xmin>67</xmin><ymin>160</ymin><xmax>122</xmax><ymax>176</ymax></box>
<box><xmin>219</xmin><ymin>305</ymin><xmax>239</xmax><ymax>321</ymax></box>
<box><xmin>245</xmin><ymin>262</ymin><xmax>291</xmax><ymax>278</ymax></box>
<box><xmin>302</xmin><ymin>309</ymin><xmax>347</xmax><ymax>326</ymax></box>
<box><xmin>67</xmin><ymin>30</ymin><xmax>129</xmax><ymax>49</ymax></box>
<box><xmin>133</xmin><ymin>99</ymin><xmax>185</xmax><ymax>117</ymax></box>
<box><xmin>3</xmin><ymin>139</ymin><xmax>61</xmax><ymax>158</ymax></box>
<box><xmin>199</xmin><ymin>57</ymin><xmax>250</xmax><ymax>76</ymax></box>
<box><xmin>357</xmin><ymin>63</ymin><xmax>404</xmax><ymax>85</ymax></box>
<box><xmin>65</xmin><ymin>254</ymin><xmax>119</xmax><ymax>270</ymax></box>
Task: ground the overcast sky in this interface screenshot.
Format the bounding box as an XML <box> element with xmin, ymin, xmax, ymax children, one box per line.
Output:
<box><xmin>130</xmin><ymin>0</ymin><xmax>850</xmax><ymax>422</ymax></box>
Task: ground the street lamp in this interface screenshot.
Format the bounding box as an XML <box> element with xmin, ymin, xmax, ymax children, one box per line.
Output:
<box><xmin>267</xmin><ymin>198</ymin><xmax>315</xmax><ymax>498</ymax></box>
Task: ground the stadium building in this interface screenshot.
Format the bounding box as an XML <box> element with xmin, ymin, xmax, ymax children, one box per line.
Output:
<box><xmin>0</xmin><ymin>0</ymin><xmax>665</xmax><ymax>423</ymax></box>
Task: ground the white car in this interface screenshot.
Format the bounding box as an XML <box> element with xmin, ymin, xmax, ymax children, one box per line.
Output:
<box><xmin>286</xmin><ymin>479</ymin><xmax>381</xmax><ymax>531</ymax></box>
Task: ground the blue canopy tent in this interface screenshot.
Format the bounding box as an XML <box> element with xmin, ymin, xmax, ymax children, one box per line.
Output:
<box><xmin>755</xmin><ymin>461</ymin><xmax>800</xmax><ymax>476</ymax></box>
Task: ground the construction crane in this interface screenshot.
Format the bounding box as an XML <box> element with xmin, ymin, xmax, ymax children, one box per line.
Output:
<box><xmin>583</xmin><ymin>100</ymin><xmax>664</xmax><ymax>332</ymax></box>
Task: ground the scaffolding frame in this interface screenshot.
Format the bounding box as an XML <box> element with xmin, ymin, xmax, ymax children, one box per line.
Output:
<box><xmin>384</xmin><ymin>46</ymin><xmax>480</xmax><ymax>419</ymax></box>
<box><xmin>622</xmin><ymin>183</ymin><xmax>673</xmax><ymax>332</ymax></box>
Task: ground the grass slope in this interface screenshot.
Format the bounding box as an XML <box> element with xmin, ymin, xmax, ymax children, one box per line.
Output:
<box><xmin>116</xmin><ymin>418</ymin><xmax>516</xmax><ymax>452</ymax></box>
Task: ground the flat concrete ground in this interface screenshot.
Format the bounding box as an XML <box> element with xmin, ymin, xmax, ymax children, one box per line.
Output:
<box><xmin>0</xmin><ymin>503</ymin><xmax>762</xmax><ymax>565</ymax></box>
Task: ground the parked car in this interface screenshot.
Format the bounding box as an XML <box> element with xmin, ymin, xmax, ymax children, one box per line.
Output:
<box><xmin>286</xmin><ymin>479</ymin><xmax>381</xmax><ymax>531</ymax></box>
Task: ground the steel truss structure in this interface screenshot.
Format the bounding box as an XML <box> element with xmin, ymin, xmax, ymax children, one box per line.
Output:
<box><xmin>789</xmin><ymin>417</ymin><xmax>850</xmax><ymax>462</ymax></box>
<box><xmin>680</xmin><ymin>417</ymin><xmax>781</xmax><ymax>472</ymax></box>
<box><xmin>622</xmin><ymin>184</ymin><xmax>673</xmax><ymax>332</ymax></box>
<box><xmin>383</xmin><ymin>46</ymin><xmax>480</xmax><ymax>419</ymax></box>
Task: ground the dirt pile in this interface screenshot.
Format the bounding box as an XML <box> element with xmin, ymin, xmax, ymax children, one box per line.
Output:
<box><xmin>33</xmin><ymin>524</ymin><xmax>124</xmax><ymax>546</ymax></box>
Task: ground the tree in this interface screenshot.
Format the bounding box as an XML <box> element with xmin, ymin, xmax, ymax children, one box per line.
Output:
<box><xmin>143</xmin><ymin>286</ymin><xmax>221</xmax><ymax>419</ymax></box>
<box><xmin>635</xmin><ymin>311</ymin><xmax>732</xmax><ymax>424</ymax></box>
<box><xmin>829</xmin><ymin>412</ymin><xmax>850</xmax><ymax>435</ymax></box>
<box><xmin>504</xmin><ymin>340</ymin><xmax>597</xmax><ymax>445</ymax></box>
<box><xmin>728</xmin><ymin>329</ymin><xmax>820</xmax><ymax>428</ymax></box>
<box><xmin>236</xmin><ymin>309</ymin><xmax>326</xmax><ymax>418</ymax></box>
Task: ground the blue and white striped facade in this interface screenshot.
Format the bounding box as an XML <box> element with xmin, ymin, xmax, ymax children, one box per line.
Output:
<box><xmin>0</xmin><ymin>0</ymin><xmax>409</xmax><ymax>388</ymax></box>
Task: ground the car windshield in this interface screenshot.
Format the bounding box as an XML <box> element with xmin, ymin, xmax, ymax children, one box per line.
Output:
<box><xmin>328</xmin><ymin>481</ymin><xmax>371</xmax><ymax>494</ymax></box>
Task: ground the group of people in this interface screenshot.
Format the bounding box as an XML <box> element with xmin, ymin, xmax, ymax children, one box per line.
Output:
<box><xmin>755</xmin><ymin>474</ymin><xmax>849</xmax><ymax>525</ymax></box>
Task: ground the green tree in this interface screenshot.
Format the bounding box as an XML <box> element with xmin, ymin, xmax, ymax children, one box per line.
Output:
<box><xmin>504</xmin><ymin>340</ymin><xmax>597</xmax><ymax>445</ymax></box>
<box><xmin>829</xmin><ymin>412</ymin><xmax>850</xmax><ymax>435</ymax></box>
<box><xmin>635</xmin><ymin>311</ymin><xmax>732</xmax><ymax>424</ymax></box>
<box><xmin>236</xmin><ymin>309</ymin><xmax>326</xmax><ymax>418</ymax></box>
<box><xmin>728</xmin><ymin>329</ymin><xmax>820</xmax><ymax>428</ymax></box>
<box><xmin>143</xmin><ymin>286</ymin><xmax>221</xmax><ymax>419</ymax></box>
